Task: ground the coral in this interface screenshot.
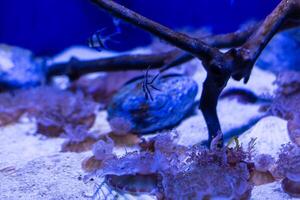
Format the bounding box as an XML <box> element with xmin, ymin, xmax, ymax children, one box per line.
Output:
<box><xmin>91</xmin><ymin>133</ymin><xmax>253</xmax><ymax>199</ymax></box>
<box><xmin>250</xmin><ymin>154</ymin><xmax>276</xmax><ymax>186</ymax></box>
<box><xmin>39</xmin><ymin>90</ymin><xmax>96</xmax><ymax>140</ymax></box>
<box><xmin>82</xmin><ymin>156</ymin><xmax>103</xmax><ymax>172</ymax></box>
<box><xmin>271</xmin><ymin>71</ymin><xmax>300</xmax><ymax>120</ymax></box>
<box><xmin>35</xmin><ymin>90</ymin><xmax>97</xmax><ymax>140</ymax></box>
<box><xmin>273</xmin><ymin>143</ymin><xmax>300</xmax><ymax>197</ymax></box>
<box><xmin>0</xmin><ymin>86</ymin><xmax>98</xmax><ymax>142</ymax></box>
<box><xmin>270</xmin><ymin>72</ymin><xmax>300</xmax><ymax>146</ymax></box>
<box><xmin>107</xmin><ymin>132</ymin><xmax>141</xmax><ymax>147</ymax></box>
<box><xmin>107</xmin><ymin>74</ymin><xmax>198</xmax><ymax>135</ymax></box>
<box><xmin>99</xmin><ymin>151</ymin><xmax>163</xmax><ymax>177</ymax></box>
<box><xmin>82</xmin><ymin>137</ymin><xmax>116</xmax><ymax>172</ymax></box>
<box><xmin>254</xmin><ymin>154</ymin><xmax>275</xmax><ymax>173</ymax></box>
<box><xmin>0</xmin><ymin>95</ymin><xmax>26</xmax><ymax>125</ymax></box>
<box><xmin>274</xmin><ymin>143</ymin><xmax>300</xmax><ymax>181</ymax></box>
<box><xmin>92</xmin><ymin>137</ymin><xmax>114</xmax><ymax>161</ymax></box>
<box><xmin>288</xmin><ymin>118</ymin><xmax>300</xmax><ymax>146</ymax></box>
<box><xmin>160</xmin><ymin>162</ymin><xmax>251</xmax><ymax>200</ymax></box>
<box><xmin>61</xmin><ymin>137</ymin><xmax>98</xmax><ymax>153</ymax></box>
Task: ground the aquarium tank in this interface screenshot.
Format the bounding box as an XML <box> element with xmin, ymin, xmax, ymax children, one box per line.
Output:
<box><xmin>1</xmin><ymin>0</ymin><xmax>300</xmax><ymax>199</ymax></box>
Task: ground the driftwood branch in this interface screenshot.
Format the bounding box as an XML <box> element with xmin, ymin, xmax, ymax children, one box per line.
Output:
<box><xmin>232</xmin><ymin>0</ymin><xmax>298</xmax><ymax>83</ymax></box>
<box><xmin>91</xmin><ymin>0</ymin><xmax>223</xmax><ymax>60</ymax></box>
<box><xmin>47</xmin><ymin>22</ymin><xmax>259</xmax><ymax>79</ymax></box>
<box><xmin>47</xmin><ymin>19</ymin><xmax>298</xmax><ymax>80</ymax></box>
<box><xmin>89</xmin><ymin>0</ymin><xmax>300</xmax><ymax>146</ymax></box>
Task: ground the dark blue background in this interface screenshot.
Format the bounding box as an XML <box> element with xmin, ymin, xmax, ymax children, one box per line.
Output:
<box><xmin>0</xmin><ymin>0</ymin><xmax>280</xmax><ymax>56</ymax></box>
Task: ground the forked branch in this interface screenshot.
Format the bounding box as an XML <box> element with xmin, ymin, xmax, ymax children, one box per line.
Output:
<box><xmin>90</xmin><ymin>0</ymin><xmax>300</xmax><ymax>147</ymax></box>
<box><xmin>48</xmin><ymin>20</ymin><xmax>260</xmax><ymax>79</ymax></box>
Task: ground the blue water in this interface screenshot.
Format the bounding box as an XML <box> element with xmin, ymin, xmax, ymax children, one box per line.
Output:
<box><xmin>0</xmin><ymin>0</ymin><xmax>280</xmax><ymax>56</ymax></box>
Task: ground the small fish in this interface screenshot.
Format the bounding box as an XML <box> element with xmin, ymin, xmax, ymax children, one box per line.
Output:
<box><xmin>88</xmin><ymin>28</ymin><xmax>120</xmax><ymax>51</ymax></box>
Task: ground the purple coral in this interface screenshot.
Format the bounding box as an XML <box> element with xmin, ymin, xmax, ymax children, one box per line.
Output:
<box><xmin>93</xmin><ymin>133</ymin><xmax>253</xmax><ymax>199</ymax></box>
<box><xmin>34</xmin><ymin>89</ymin><xmax>97</xmax><ymax>140</ymax></box>
<box><xmin>274</xmin><ymin>143</ymin><xmax>300</xmax><ymax>197</ymax></box>
<box><xmin>254</xmin><ymin>154</ymin><xmax>275</xmax><ymax>172</ymax></box>
<box><xmin>92</xmin><ymin>137</ymin><xmax>114</xmax><ymax>161</ymax></box>
<box><xmin>0</xmin><ymin>86</ymin><xmax>98</xmax><ymax>141</ymax></box>
<box><xmin>274</xmin><ymin>143</ymin><xmax>300</xmax><ymax>181</ymax></box>
<box><xmin>160</xmin><ymin>162</ymin><xmax>251</xmax><ymax>200</ymax></box>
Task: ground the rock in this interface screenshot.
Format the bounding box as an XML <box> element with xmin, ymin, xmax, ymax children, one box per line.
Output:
<box><xmin>0</xmin><ymin>44</ymin><xmax>45</xmax><ymax>89</ymax></box>
<box><xmin>107</xmin><ymin>74</ymin><xmax>198</xmax><ymax>135</ymax></box>
<box><xmin>257</xmin><ymin>27</ymin><xmax>300</xmax><ymax>72</ymax></box>
<box><xmin>238</xmin><ymin>116</ymin><xmax>290</xmax><ymax>159</ymax></box>
<box><xmin>282</xmin><ymin>178</ymin><xmax>300</xmax><ymax>198</ymax></box>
